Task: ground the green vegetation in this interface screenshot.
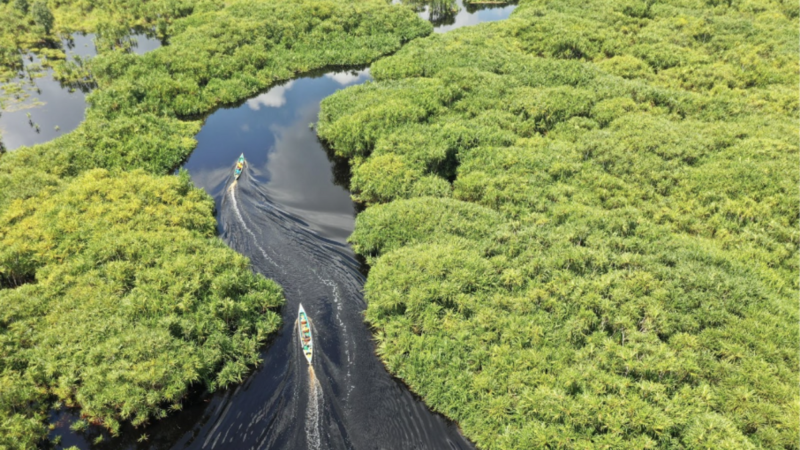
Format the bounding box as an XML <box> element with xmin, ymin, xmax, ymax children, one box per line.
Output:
<box><xmin>0</xmin><ymin>169</ymin><xmax>283</xmax><ymax>447</ymax></box>
<box><xmin>0</xmin><ymin>0</ymin><xmax>431</xmax><ymax>446</ymax></box>
<box><xmin>2</xmin><ymin>0</ymin><xmax>431</xmax><ymax>190</ymax></box>
<box><xmin>31</xmin><ymin>1</ymin><xmax>54</xmax><ymax>34</ymax></box>
<box><xmin>13</xmin><ymin>0</ymin><xmax>28</xmax><ymax>15</ymax></box>
<box><xmin>318</xmin><ymin>0</ymin><xmax>799</xmax><ymax>448</ymax></box>
<box><xmin>1</xmin><ymin>0</ymin><xmax>200</xmax><ymax>84</ymax></box>
<box><xmin>1</xmin><ymin>0</ymin><xmax>432</xmax><ymax>107</ymax></box>
<box><xmin>1</xmin><ymin>0</ymin><xmax>179</xmax><ymax>107</ymax></box>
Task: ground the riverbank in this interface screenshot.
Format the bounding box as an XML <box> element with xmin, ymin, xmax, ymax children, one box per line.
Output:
<box><xmin>318</xmin><ymin>0</ymin><xmax>799</xmax><ymax>448</ymax></box>
<box><xmin>0</xmin><ymin>0</ymin><xmax>431</xmax><ymax>446</ymax></box>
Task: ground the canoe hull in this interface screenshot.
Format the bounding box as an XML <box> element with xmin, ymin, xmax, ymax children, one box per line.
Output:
<box><xmin>298</xmin><ymin>304</ymin><xmax>313</xmax><ymax>364</ymax></box>
<box><xmin>234</xmin><ymin>153</ymin><xmax>245</xmax><ymax>180</ymax></box>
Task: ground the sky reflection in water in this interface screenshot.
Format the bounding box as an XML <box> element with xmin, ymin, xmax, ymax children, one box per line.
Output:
<box><xmin>183</xmin><ymin>69</ymin><xmax>371</xmax><ymax>243</ymax></box>
<box><xmin>182</xmin><ymin>0</ymin><xmax>518</xmax><ymax>242</ymax></box>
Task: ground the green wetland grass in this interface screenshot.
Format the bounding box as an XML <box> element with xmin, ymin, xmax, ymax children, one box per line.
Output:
<box><xmin>0</xmin><ymin>0</ymin><xmax>431</xmax><ymax>447</ymax></box>
<box><xmin>318</xmin><ymin>0</ymin><xmax>799</xmax><ymax>448</ymax></box>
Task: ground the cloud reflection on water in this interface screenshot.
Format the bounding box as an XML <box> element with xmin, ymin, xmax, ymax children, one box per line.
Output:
<box><xmin>324</xmin><ymin>69</ymin><xmax>371</xmax><ymax>86</ymax></box>
<box><xmin>246</xmin><ymin>80</ymin><xmax>296</xmax><ymax>109</ymax></box>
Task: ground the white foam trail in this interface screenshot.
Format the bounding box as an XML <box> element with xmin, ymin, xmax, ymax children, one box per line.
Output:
<box><xmin>314</xmin><ymin>271</ymin><xmax>355</xmax><ymax>400</ymax></box>
<box><xmin>230</xmin><ymin>187</ymin><xmax>280</xmax><ymax>270</ymax></box>
<box><xmin>305</xmin><ymin>367</ymin><xmax>322</xmax><ymax>450</ymax></box>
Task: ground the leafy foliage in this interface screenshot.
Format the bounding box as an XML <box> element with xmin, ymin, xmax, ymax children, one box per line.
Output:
<box><xmin>87</xmin><ymin>0</ymin><xmax>431</xmax><ymax>117</ymax></box>
<box><xmin>0</xmin><ymin>0</ymin><xmax>208</xmax><ymax>83</ymax></box>
<box><xmin>13</xmin><ymin>0</ymin><xmax>28</xmax><ymax>14</ymax></box>
<box><xmin>1</xmin><ymin>0</ymin><xmax>431</xmax><ymax>208</ymax></box>
<box><xmin>318</xmin><ymin>0</ymin><xmax>799</xmax><ymax>447</ymax></box>
<box><xmin>31</xmin><ymin>0</ymin><xmax>54</xmax><ymax>34</ymax></box>
<box><xmin>0</xmin><ymin>0</ymin><xmax>432</xmax><ymax>446</ymax></box>
<box><xmin>0</xmin><ymin>170</ymin><xmax>284</xmax><ymax>448</ymax></box>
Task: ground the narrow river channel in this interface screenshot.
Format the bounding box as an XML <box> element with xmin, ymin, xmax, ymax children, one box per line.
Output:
<box><xmin>51</xmin><ymin>2</ymin><xmax>516</xmax><ymax>448</ymax></box>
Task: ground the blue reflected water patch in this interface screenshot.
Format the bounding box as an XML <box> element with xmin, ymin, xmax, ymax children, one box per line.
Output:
<box><xmin>433</xmin><ymin>2</ymin><xmax>518</xmax><ymax>33</ymax></box>
<box><xmin>409</xmin><ymin>0</ymin><xmax>517</xmax><ymax>33</ymax></box>
<box><xmin>183</xmin><ymin>69</ymin><xmax>371</xmax><ymax>243</ymax></box>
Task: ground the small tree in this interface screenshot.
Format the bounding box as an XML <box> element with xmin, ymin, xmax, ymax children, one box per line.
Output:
<box><xmin>14</xmin><ymin>0</ymin><xmax>28</xmax><ymax>14</ymax></box>
<box><xmin>31</xmin><ymin>0</ymin><xmax>54</xmax><ymax>34</ymax></box>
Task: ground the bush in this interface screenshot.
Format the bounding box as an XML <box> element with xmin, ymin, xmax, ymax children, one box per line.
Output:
<box><xmin>0</xmin><ymin>170</ymin><xmax>284</xmax><ymax>445</ymax></box>
<box><xmin>13</xmin><ymin>0</ymin><xmax>27</xmax><ymax>14</ymax></box>
<box><xmin>31</xmin><ymin>0</ymin><xmax>53</xmax><ymax>34</ymax></box>
<box><xmin>319</xmin><ymin>0</ymin><xmax>799</xmax><ymax>447</ymax></box>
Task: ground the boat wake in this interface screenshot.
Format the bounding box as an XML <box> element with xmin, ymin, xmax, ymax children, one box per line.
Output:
<box><xmin>162</xmin><ymin>175</ymin><xmax>474</xmax><ymax>450</ymax></box>
<box><xmin>47</xmin><ymin>5</ymin><xmax>521</xmax><ymax>444</ymax></box>
<box><xmin>229</xmin><ymin>185</ymin><xmax>281</xmax><ymax>272</ymax></box>
<box><xmin>306</xmin><ymin>366</ymin><xmax>323</xmax><ymax>450</ymax></box>
<box><xmin>50</xmin><ymin>157</ymin><xmax>477</xmax><ymax>449</ymax></box>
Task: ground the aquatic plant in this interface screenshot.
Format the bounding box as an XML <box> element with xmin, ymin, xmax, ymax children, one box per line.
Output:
<box><xmin>0</xmin><ymin>0</ymin><xmax>202</xmax><ymax>97</ymax></box>
<box><xmin>31</xmin><ymin>0</ymin><xmax>54</xmax><ymax>34</ymax></box>
<box><xmin>318</xmin><ymin>0</ymin><xmax>799</xmax><ymax>447</ymax></box>
<box><xmin>1</xmin><ymin>0</ymin><xmax>431</xmax><ymax>189</ymax></box>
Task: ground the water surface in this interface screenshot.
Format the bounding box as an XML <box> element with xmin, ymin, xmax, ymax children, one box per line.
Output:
<box><xmin>86</xmin><ymin>68</ymin><xmax>473</xmax><ymax>450</ymax></box>
<box><xmin>401</xmin><ymin>0</ymin><xmax>516</xmax><ymax>33</ymax></box>
<box><xmin>0</xmin><ymin>32</ymin><xmax>162</xmax><ymax>150</ymax></box>
<box><xmin>182</xmin><ymin>69</ymin><xmax>370</xmax><ymax>243</ymax></box>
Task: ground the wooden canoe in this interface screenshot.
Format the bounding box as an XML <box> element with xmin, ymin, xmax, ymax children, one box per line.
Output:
<box><xmin>298</xmin><ymin>304</ymin><xmax>313</xmax><ymax>364</ymax></box>
<box><xmin>234</xmin><ymin>153</ymin><xmax>245</xmax><ymax>180</ymax></box>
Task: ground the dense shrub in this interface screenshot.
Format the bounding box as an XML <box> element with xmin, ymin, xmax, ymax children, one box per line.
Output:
<box><xmin>318</xmin><ymin>0</ymin><xmax>799</xmax><ymax>447</ymax></box>
<box><xmin>30</xmin><ymin>0</ymin><xmax>53</xmax><ymax>34</ymax></box>
<box><xmin>0</xmin><ymin>170</ymin><xmax>284</xmax><ymax>448</ymax></box>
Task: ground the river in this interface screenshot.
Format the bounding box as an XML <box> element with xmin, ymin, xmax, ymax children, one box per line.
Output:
<box><xmin>50</xmin><ymin>2</ymin><xmax>516</xmax><ymax>448</ymax></box>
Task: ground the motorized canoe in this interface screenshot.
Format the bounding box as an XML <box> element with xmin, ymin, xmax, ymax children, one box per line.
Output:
<box><xmin>298</xmin><ymin>304</ymin><xmax>313</xmax><ymax>364</ymax></box>
<box><xmin>234</xmin><ymin>153</ymin><xmax>245</xmax><ymax>180</ymax></box>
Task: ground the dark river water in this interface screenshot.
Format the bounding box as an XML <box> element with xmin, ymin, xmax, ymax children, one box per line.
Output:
<box><xmin>48</xmin><ymin>2</ymin><xmax>516</xmax><ymax>448</ymax></box>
